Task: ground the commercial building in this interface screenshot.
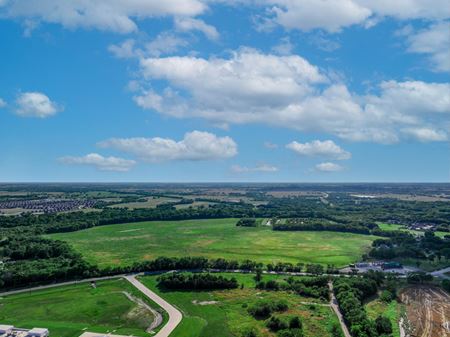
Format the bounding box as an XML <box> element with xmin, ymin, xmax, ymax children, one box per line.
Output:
<box><xmin>0</xmin><ymin>325</ymin><xmax>14</xmax><ymax>336</ymax></box>
<box><xmin>0</xmin><ymin>325</ymin><xmax>49</xmax><ymax>337</ymax></box>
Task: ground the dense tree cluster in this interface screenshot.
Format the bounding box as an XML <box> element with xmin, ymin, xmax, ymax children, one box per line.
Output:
<box><xmin>0</xmin><ymin>235</ymin><xmax>97</xmax><ymax>289</ymax></box>
<box><xmin>333</xmin><ymin>277</ymin><xmax>380</xmax><ymax>337</ymax></box>
<box><xmin>369</xmin><ymin>231</ymin><xmax>450</xmax><ymax>263</ymax></box>
<box><xmin>442</xmin><ymin>279</ymin><xmax>450</xmax><ymax>293</ymax></box>
<box><xmin>157</xmin><ymin>273</ymin><xmax>238</xmax><ymax>290</ymax></box>
<box><xmin>0</xmin><ymin>236</ymin><xmax>71</xmax><ymax>261</ymax></box>
<box><xmin>256</xmin><ymin>276</ymin><xmax>329</xmax><ymax>300</ymax></box>
<box><xmin>273</xmin><ymin>218</ymin><xmax>372</xmax><ymax>235</ymax></box>
<box><xmin>0</xmin><ymin>203</ymin><xmax>256</xmax><ymax>235</ymax></box>
<box><xmin>266</xmin><ymin>315</ymin><xmax>303</xmax><ymax>336</ymax></box>
<box><xmin>0</xmin><ymin>254</ymin><xmax>266</xmax><ymax>291</ymax></box>
<box><xmin>236</xmin><ymin>218</ymin><xmax>258</xmax><ymax>227</ymax></box>
<box><xmin>248</xmin><ymin>299</ymin><xmax>288</xmax><ymax>319</ymax></box>
<box><xmin>406</xmin><ymin>272</ymin><xmax>433</xmax><ymax>284</ymax></box>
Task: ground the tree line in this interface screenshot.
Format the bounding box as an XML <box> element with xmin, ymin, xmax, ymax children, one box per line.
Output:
<box><xmin>157</xmin><ymin>273</ymin><xmax>238</xmax><ymax>290</ymax></box>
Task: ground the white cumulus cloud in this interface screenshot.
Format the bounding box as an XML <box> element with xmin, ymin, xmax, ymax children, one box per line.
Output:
<box><xmin>15</xmin><ymin>92</ymin><xmax>62</xmax><ymax>118</ymax></box>
<box><xmin>174</xmin><ymin>17</ymin><xmax>219</xmax><ymax>40</ymax></box>
<box><xmin>269</xmin><ymin>0</ymin><xmax>372</xmax><ymax>33</ymax></box>
<box><xmin>59</xmin><ymin>153</ymin><xmax>136</xmax><ymax>172</ymax></box>
<box><xmin>0</xmin><ymin>0</ymin><xmax>206</xmax><ymax>34</ymax></box>
<box><xmin>133</xmin><ymin>49</ymin><xmax>450</xmax><ymax>143</ymax></box>
<box><xmin>98</xmin><ymin>130</ymin><xmax>237</xmax><ymax>162</ymax></box>
<box><xmin>286</xmin><ymin>140</ymin><xmax>351</xmax><ymax>160</ymax></box>
<box><xmin>109</xmin><ymin>33</ymin><xmax>189</xmax><ymax>59</ymax></box>
<box><xmin>357</xmin><ymin>0</ymin><xmax>450</xmax><ymax>21</ymax></box>
<box><xmin>262</xmin><ymin>0</ymin><xmax>450</xmax><ymax>32</ymax></box>
<box><xmin>402</xmin><ymin>127</ymin><xmax>448</xmax><ymax>142</ymax></box>
<box><xmin>0</xmin><ymin>98</ymin><xmax>6</xmax><ymax>108</ymax></box>
<box><xmin>315</xmin><ymin>162</ymin><xmax>343</xmax><ymax>172</ymax></box>
<box><xmin>405</xmin><ymin>22</ymin><xmax>450</xmax><ymax>73</ymax></box>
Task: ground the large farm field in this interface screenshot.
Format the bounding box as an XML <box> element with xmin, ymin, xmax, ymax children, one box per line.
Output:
<box><xmin>139</xmin><ymin>273</ymin><xmax>342</xmax><ymax>337</ymax></box>
<box><xmin>0</xmin><ymin>279</ymin><xmax>162</xmax><ymax>337</ymax></box>
<box><xmin>49</xmin><ymin>219</ymin><xmax>378</xmax><ymax>268</ymax></box>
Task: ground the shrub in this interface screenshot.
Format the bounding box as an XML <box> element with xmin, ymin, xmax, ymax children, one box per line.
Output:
<box><xmin>248</xmin><ymin>299</ymin><xmax>289</xmax><ymax>319</ymax></box>
<box><xmin>375</xmin><ymin>316</ymin><xmax>393</xmax><ymax>335</ymax></box>
<box><xmin>289</xmin><ymin>316</ymin><xmax>302</xmax><ymax>329</ymax></box>
<box><xmin>277</xmin><ymin>329</ymin><xmax>303</xmax><ymax>337</ymax></box>
<box><xmin>266</xmin><ymin>315</ymin><xmax>289</xmax><ymax>332</ymax></box>
<box><xmin>379</xmin><ymin>290</ymin><xmax>394</xmax><ymax>303</ymax></box>
<box><xmin>241</xmin><ymin>327</ymin><xmax>259</xmax><ymax>337</ymax></box>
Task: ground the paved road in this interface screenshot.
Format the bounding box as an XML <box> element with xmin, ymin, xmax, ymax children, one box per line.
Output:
<box><xmin>328</xmin><ymin>282</ymin><xmax>352</xmax><ymax>337</ymax></box>
<box><xmin>125</xmin><ymin>275</ymin><xmax>182</xmax><ymax>337</ymax></box>
<box><xmin>0</xmin><ymin>274</ymin><xmax>127</xmax><ymax>297</ymax></box>
<box><xmin>430</xmin><ymin>266</ymin><xmax>450</xmax><ymax>279</ymax></box>
<box><xmin>0</xmin><ymin>269</ymin><xmax>360</xmax><ymax>299</ymax></box>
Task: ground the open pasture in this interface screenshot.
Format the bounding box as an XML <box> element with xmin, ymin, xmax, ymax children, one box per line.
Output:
<box><xmin>0</xmin><ymin>279</ymin><xmax>158</xmax><ymax>337</ymax></box>
<box><xmin>139</xmin><ymin>273</ymin><xmax>341</xmax><ymax>337</ymax></box>
<box><xmin>49</xmin><ymin>218</ymin><xmax>378</xmax><ymax>268</ymax></box>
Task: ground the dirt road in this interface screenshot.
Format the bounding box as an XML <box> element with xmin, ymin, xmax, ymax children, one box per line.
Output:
<box><xmin>125</xmin><ymin>275</ymin><xmax>182</xmax><ymax>337</ymax></box>
<box><xmin>400</xmin><ymin>286</ymin><xmax>450</xmax><ymax>337</ymax></box>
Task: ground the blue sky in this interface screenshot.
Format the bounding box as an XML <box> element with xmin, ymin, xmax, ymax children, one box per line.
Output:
<box><xmin>0</xmin><ymin>0</ymin><xmax>449</xmax><ymax>182</ymax></box>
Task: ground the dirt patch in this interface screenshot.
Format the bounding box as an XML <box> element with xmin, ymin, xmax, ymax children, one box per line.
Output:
<box><xmin>119</xmin><ymin>228</ymin><xmax>143</xmax><ymax>233</ymax></box>
<box><xmin>122</xmin><ymin>291</ymin><xmax>163</xmax><ymax>332</ymax></box>
<box><xmin>192</xmin><ymin>299</ymin><xmax>219</xmax><ymax>305</ymax></box>
<box><xmin>400</xmin><ymin>286</ymin><xmax>450</xmax><ymax>337</ymax></box>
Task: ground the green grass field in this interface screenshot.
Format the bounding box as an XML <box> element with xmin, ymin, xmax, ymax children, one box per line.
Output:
<box><xmin>49</xmin><ymin>218</ymin><xmax>378</xmax><ymax>268</ymax></box>
<box><xmin>366</xmin><ymin>298</ymin><xmax>401</xmax><ymax>337</ymax></box>
<box><xmin>0</xmin><ymin>279</ymin><xmax>162</xmax><ymax>337</ymax></box>
<box><xmin>139</xmin><ymin>273</ymin><xmax>342</xmax><ymax>337</ymax></box>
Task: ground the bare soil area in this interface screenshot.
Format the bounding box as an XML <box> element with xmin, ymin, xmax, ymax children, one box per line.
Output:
<box><xmin>400</xmin><ymin>286</ymin><xmax>450</xmax><ymax>337</ymax></box>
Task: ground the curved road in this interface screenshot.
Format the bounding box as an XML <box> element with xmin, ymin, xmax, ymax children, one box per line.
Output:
<box><xmin>125</xmin><ymin>275</ymin><xmax>182</xmax><ymax>337</ymax></box>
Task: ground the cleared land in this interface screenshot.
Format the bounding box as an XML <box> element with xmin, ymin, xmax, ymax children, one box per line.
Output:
<box><xmin>400</xmin><ymin>286</ymin><xmax>450</xmax><ymax>337</ymax></box>
<box><xmin>108</xmin><ymin>196</ymin><xmax>181</xmax><ymax>209</ymax></box>
<box><xmin>49</xmin><ymin>219</ymin><xmax>378</xmax><ymax>268</ymax></box>
<box><xmin>0</xmin><ymin>279</ymin><xmax>160</xmax><ymax>337</ymax></box>
<box><xmin>139</xmin><ymin>273</ymin><xmax>342</xmax><ymax>337</ymax></box>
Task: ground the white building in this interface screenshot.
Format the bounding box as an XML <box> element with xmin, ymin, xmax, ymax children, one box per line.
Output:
<box><xmin>27</xmin><ymin>328</ymin><xmax>49</xmax><ymax>337</ymax></box>
<box><xmin>0</xmin><ymin>325</ymin><xmax>14</xmax><ymax>335</ymax></box>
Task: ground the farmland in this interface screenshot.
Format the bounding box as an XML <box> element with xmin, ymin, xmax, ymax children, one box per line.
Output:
<box><xmin>139</xmin><ymin>273</ymin><xmax>342</xmax><ymax>337</ymax></box>
<box><xmin>49</xmin><ymin>218</ymin><xmax>378</xmax><ymax>268</ymax></box>
<box><xmin>0</xmin><ymin>279</ymin><xmax>162</xmax><ymax>337</ymax></box>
